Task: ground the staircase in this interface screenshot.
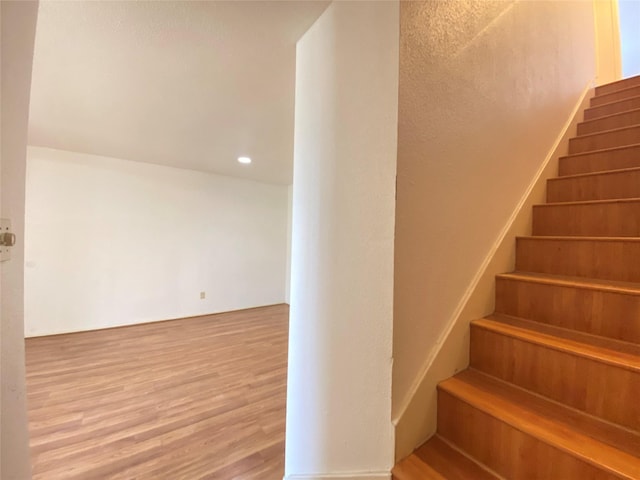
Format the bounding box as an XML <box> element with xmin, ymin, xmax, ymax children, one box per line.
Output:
<box><xmin>393</xmin><ymin>75</ymin><xmax>640</xmax><ymax>479</ymax></box>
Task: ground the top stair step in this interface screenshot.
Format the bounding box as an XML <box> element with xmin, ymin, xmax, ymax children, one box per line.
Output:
<box><xmin>578</xmin><ymin>108</ymin><xmax>640</xmax><ymax>136</ymax></box>
<box><xmin>595</xmin><ymin>75</ymin><xmax>640</xmax><ymax>96</ymax></box>
<box><xmin>558</xmin><ymin>143</ymin><xmax>640</xmax><ymax>176</ymax></box>
<box><xmin>568</xmin><ymin>124</ymin><xmax>640</xmax><ymax>154</ymax></box>
<box><xmin>592</xmin><ymin>85</ymin><xmax>640</xmax><ymax>107</ymax></box>
<box><xmin>585</xmin><ymin>95</ymin><xmax>640</xmax><ymax>121</ymax></box>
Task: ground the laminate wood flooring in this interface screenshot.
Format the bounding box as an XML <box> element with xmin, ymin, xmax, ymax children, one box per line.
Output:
<box><xmin>25</xmin><ymin>304</ymin><xmax>289</xmax><ymax>480</ymax></box>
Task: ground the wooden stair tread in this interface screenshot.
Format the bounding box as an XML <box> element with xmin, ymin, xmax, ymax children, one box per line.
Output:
<box><xmin>439</xmin><ymin>370</ymin><xmax>640</xmax><ymax>479</ymax></box>
<box><xmin>592</xmin><ymin>85</ymin><xmax>640</xmax><ymax>106</ymax></box>
<box><xmin>548</xmin><ymin>165</ymin><xmax>640</xmax><ymax>180</ymax></box>
<box><xmin>414</xmin><ymin>436</ymin><xmax>499</xmax><ymax>480</ymax></box>
<box><xmin>473</xmin><ymin>315</ymin><xmax>640</xmax><ymax>371</ymax></box>
<box><xmin>586</xmin><ymin>98</ymin><xmax>640</xmax><ymax>122</ymax></box>
<box><xmin>536</xmin><ymin>197</ymin><xmax>640</xmax><ymax>207</ymax></box>
<box><xmin>579</xmin><ymin>107</ymin><xmax>640</xmax><ymax>125</ymax></box>
<box><xmin>497</xmin><ymin>272</ymin><xmax>640</xmax><ymax>296</ymax></box>
<box><xmin>589</xmin><ymin>94</ymin><xmax>640</xmax><ymax>107</ymax></box>
<box><xmin>393</xmin><ymin>453</ymin><xmax>445</xmax><ymax>480</ymax></box>
<box><xmin>517</xmin><ymin>235</ymin><xmax>640</xmax><ymax>242</ymax></box>
<box><xmin>595</xmin><ymin>75</ymin><xmax>640</xmax><ymax>96</ymax></box>
<box><xmin>594</xmin><ymin>83</ymin><xmax>640</xmax><ymax>98</ymax></box>
<box><xmin>485</xmin><ymin>313</ymin><xmax>640</xmax><ymax>357</ymax></box>
<box><xmin>560</xmin><ymin>142</ymin><xmax>640</xmax><ymax>159</ymax></box>
<box><xmin>570</xmin><ymin>123</ymin><xmax>640</xmax><ymax>139</ymax></box>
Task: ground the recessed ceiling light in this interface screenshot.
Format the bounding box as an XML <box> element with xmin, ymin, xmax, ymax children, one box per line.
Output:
<box><xmin>238</xmin><ymin>156</ymin><xmax>252</xmax><ymax>164</ymax></box>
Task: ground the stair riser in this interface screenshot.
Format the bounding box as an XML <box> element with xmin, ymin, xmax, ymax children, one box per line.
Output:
<box><xmin>516</xmin><ymin>238</ymin><xmax>640</xmax><ymax>282</ymax></box>
<box><xmin>595</xmin><ymin>77</ymin><xmax>640</xmax><ymax>96</ymax></box>
<box><xmin>547</xmin><ymin>170</ymin><xmax>640</xmax><ymax>202</ymax></box>
<box><xmin>558</xmin><ymin>145</ymin><xmax>640</xmax><ymax>176</ymax></box>
<box><xmin>437</xmin><ymin>391</ymin><xmax>621</xmax><ymax>480</ymax></box>
<box><xmin>569</xmin><ymin>126</ymin><xmax>640</xmax><ymax>154</ymax></box>
<box><xmin>591</xmin><ymin>86</ymin><xmax>640</xmax><ymax>107</ymax></box>
<box><xmin>495</xmin><ymin>277</ymin><xmax>640</xmax><ymax>344</ymax></box>
<box><xmin>532</xmin><ymin>202</ymin><xmax>640</xmax><ymax>237</ymax></box>
<box><xmin>585</xmin><ymin>96</ymin><xmax>640</xmax><ymax>120</ymax></box>
<box><xmin>469</xmin><ymin>327</ymin><xmax>640</xmax><ymax>431</ymax></box>
<box><xmin>577</xmin><ymin>110</ymin><xmax>640</xmax><ymax>136</ymax></box>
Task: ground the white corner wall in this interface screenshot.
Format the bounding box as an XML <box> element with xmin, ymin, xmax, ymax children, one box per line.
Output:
<box><xmin>285</xmin><ymin>1</ymin><xmax>398</xmax><ymax>479</ymax></box>
<box><xmin>25</xmin><ymin>147</ymin><xmax>288</xmax><ymax>337</ymax></box>
<box><xmin>1</xmin><ymin>1</ymin><xmax>38</xmax><ymax>478</ymax></box>
<box><xmin>285</xmin><ymin>184</ymin><xmax>293</xmax><ymax>304</ymax></box>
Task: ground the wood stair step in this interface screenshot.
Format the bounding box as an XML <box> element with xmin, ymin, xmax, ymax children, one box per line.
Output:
<box><xmin>413</xmin><ymin>435</ymin><xmax>499</xmax><ymax>480</ymax></box>
<box><xmin>585</xmin><ymin>95</ymin><xmax>640</xmax><ymax>121</ymax></box>
<box><xmin>559</xmin><ymin>143</ymin><xmax>640</xmax><ymax>176</ymax></box>
<box><xmin>438</xmin><ymin>369</ymin><xmax>640</xmax><ymax>479</ymax></box>
<box><xmin>470</xmin><ymin>314</ymin><xmax>640</xmax><ymax>430</ymax></box>
<box><xmin>516</xmin><ymin>236</ymin><xmax>640</xmax><ymax>283</ymax></box>
<box><xmin>578</xmin><ymin>108</ymin><xmax>640</xmax><ymax>136</ymax></box>
<box><xmin>595</xmin><ymin>75</ymin><xmax>640</xmax><ymax>97</ymax></box>
<box><xmin>547</xmin><ymin>166</ymin><xmax>640</xmax><ymax>202</ymax></box>
<box><xmin>495</xmin><ymin>272</ymin><xmax>640</xmax><ymax>344</ymax></box>
<box><xmin>392</xmin><ymin>453</ymin><xmax>445</xmax><ymax>480</ymax></box>
<box><xmin>591</xmin><ymin>85</ymin><xmax>640</xmax><ymax>107</ymax></box>
<box><xmin>532</xmin><ymin>198</ymin><xmax>640</xmax><ymax>237</ymax></box>
<box><xmin>569</xmin><ymin>125</ymin><xmax>640</xmax><ymax>154</ymax></box>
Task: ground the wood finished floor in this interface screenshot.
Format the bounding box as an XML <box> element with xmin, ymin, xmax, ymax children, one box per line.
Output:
<box><xmin>25</xmin><ymin>304</ymin><xmax>289</xmax><ymax>480</ymax></box>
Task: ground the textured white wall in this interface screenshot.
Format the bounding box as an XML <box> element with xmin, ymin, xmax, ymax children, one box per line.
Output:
<box><xmin>25</xmin><ymin>147</ymin><xmax>288</xmax><ymax>336</ymax></box>
<box><xmin>285</xmin><ymin>1</ymin><xmax>398</xmax><ymax>478</ymax></box>
<box><xmin>393</xmin><ymin>0</ymin><xmax>597</xmax><ymax>454</ymax></box>
<box><xmin>1</xmin><ymin>1</ymin><xmax>38</xmax><ymax>478</ymax></box>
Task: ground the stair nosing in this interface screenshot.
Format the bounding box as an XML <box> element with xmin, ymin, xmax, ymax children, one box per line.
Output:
<box><xmin>585</xmin><ymin>94</ymin><xmax>640</xmax><ymax>118</ymax></box>
<box><xmin>432</xmin><ymin>435</ymin><xmax>505</xmax><ymax>480</ymax></box>
<box><xmin>487</xmin><ymin>312</ymin><xmax>640</xmax><ymax>357</ymax></box>
<box><xmin>559</xmin><ymin>142</ymin><xmax>640</xmax><ymax>159</ymax></box>
<box><xmin>569</xmin><ymin>123</ymin><xmax>640</xmax><ymax>140</ymax></box>
<box><xmin>579</xmin><ymin>106</ymin><xmax>640</xmax><ymax>127</ymax></box>
<box><xmin>517</xmin><ymin>235</ymin><xmax>640</xmax><ymax>242</ymax></box>
<box><xmin>439</xmin><ymin>371</ymin><xmax>640</xmax><ymax>479</ymax></box>
<box><xmin>496</xmin><ymin>272</ymin><xmax>640</xmax><ymax>296</ymax></box>
<box><xmin>591</xmin><ymin>84</ymin><xmax>640</xmax><ymax>102</ymax></box>
<box><xmin>471</xmin><ymin>316</ymin><xmax>640</xmax><ymax>373</ymax></box>
<box><xmin>534</xmin><ymin>197</ymin><xmax>640</xmax><ymax>207</ymax></box>
<box><xmin>393</xmin><ymin>454</ymin><xmax>445</xmax><ymax>480</ymax></box>
<box><xmin>549</xmin><ymin>165</ymin><xmax>640</xmax><ymax>181</ymax></box>
<box><xmin>594</xmin><ymin>76</ymin><xmax>640</xmax><ymax>95</ymax></box>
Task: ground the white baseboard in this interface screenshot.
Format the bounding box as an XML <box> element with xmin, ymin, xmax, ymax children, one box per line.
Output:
<box><xmin>284</xmin><ymin>473</ymin><xmax>390</xmax><ymax>480</ymax></box>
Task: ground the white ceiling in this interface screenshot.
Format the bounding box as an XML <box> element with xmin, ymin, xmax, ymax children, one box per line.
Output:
<box><xmin>28</xmin><ymin>0</ymin><xmax>329</xmax><ymax>185</ymax></box>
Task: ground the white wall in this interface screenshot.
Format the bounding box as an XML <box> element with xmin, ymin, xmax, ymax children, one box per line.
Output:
<box><xmin>285</xmin><ymin>2</ymin><xmax>398</xmax><ymax>479</ymax></box>
<box><xmin>25</xmin><ymin>147</ymin><xmax>288</xmax><ymax>337</ymax></box>
<box><xmin>393</xmin><ymin>0</ymin><xmax>597</xmax><ymax>457</ymax></box>
<box><xmin>593</xmin><ymin>0</ymin><xmax>622</xmax><ymax>85</ymax></box>
<box><xmin>285</xmin><ymin>184</ymin><xmax>293</xmax><ymax>304</ymax></box>
<box><xmin>1</xmin><ymin>1</ymin><xmax>38</xmax><ymax>478</ymax></box>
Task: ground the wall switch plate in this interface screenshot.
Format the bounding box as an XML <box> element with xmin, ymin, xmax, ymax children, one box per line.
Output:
<box><xmin>200</xmin><ymin>291</ymin><xmax>206</xmax><ymax>299</ymax></box>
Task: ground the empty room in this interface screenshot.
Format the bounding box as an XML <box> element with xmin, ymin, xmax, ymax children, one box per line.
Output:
<box><xmin>18</xmin><ymin>1</ymin><xmax>325</xmax><ymax>478</ymax></box>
